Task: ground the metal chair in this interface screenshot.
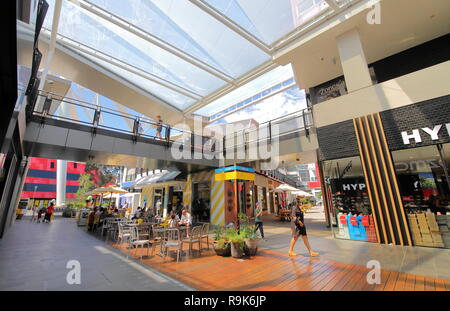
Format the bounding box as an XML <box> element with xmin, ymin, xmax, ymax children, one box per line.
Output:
<box><xmin>163</xmin><ymin>228</ymin><xmax>183</xmax><ymax>262</ymax></box>
<box><xmin>151</xmin><ymin>225</ymin><xmax>166</xmax><ymax>256</ymax></box>
<box><xmin>200</xmin><ymin>223</ymin><xmax>210</xmax><ymax>250</ymax></box>
<box><xmin>116</xmin><ymin>222</ymin><xmax>132</xmax><ymax>247</ymax></box>
<box><xmin>128</xmin><ymin>227</ymin><xmax>151</xmax><ymax>260</ymax></box>
<box><xmin>182</xmin><ymin>226</ymin><xmax>202</xmax><ymax>255</ymax></box>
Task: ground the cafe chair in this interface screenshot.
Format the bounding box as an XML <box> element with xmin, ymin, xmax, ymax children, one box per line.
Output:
<box><xmin>163</xmin><ymin>228</ymin><xmax>183</xmax><ymax>262</ymax></box>
<box><xmin>129</xmin><ymin>227</ymin><xmax>151</xmax><ymax>260</ymax></box>
<box><xmin>182</xmin><ymin>226</ymin><xmax>202</xmax><ymax>255</ymax></box>
<box><xmin>200</xmin><ymin>223</ymin><xmax>210</xmax><ymax>250</ymax></box>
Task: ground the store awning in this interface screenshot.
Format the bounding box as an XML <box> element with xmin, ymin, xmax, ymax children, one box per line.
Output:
<box><xmin>121</xmin><ymin>181</ymin><xmax>136</xmax><ymax>188</ymax></box>
<box><xmin>134</xmin><ymin>171</ymin><xmax>182</xmax><ymax>187</ymax></box>
<box><xmin>156</xmin><ymin>171</ymin><xmax>181</xmax><ymax>183</ymax></box>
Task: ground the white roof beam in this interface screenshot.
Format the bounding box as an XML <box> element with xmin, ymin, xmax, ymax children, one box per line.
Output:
<box><xmin>37</xmin><ymin>0</ymin><xmax>62</xmax><ymax>93</ymax></box>
<box><xmin>42</xmin><ymin>29</ymin><xmax>204</xmax><ymax>101</ymax></box>
<box><xmin>187</xmin><ymin>0</ymin><xmax>272</xmax><ymax>55</ymax></box>
<box><xmin>70</xmin><ymin>0</ymin><xmax>235</xmax><ymax>84</ymax></box>
<box><xmin>324</xmin><ymin>0</ymin><xmax>340</xmax><ymax>10</ymax></box>
<box><xmin>183</xmin><ymin>60</ymin><xmax>278</xmax><ymax>115</ymax></box>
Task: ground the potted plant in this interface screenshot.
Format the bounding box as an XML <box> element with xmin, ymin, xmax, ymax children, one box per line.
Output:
<box><xmin>212</xmin><ymin>226</ymin><xmax>231</xmax><ymax>256</ymax></box>
<box><xmin>227</xmin><ymin>229</ymin><xmax>245</xmax><ymax>258</ymax></box>
<box><xmin>241</xmin><ymin>225</ymin><xmax>259</xmax><ymax>256</ymax></box>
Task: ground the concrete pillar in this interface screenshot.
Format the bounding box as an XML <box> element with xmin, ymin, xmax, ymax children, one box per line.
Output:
<box><xmin>336</xmin><ymin>28</ymin><xmax>373</xmax><ymax>92</ymax></box>
<box><xmin>56</xmin><ymin>160</ymin><xmax>67</xmax><ymax>207</ymax></box>
<box><xmin>163</xmin><ymin>185</ymin><xmax>169</xmax><ymax>218</ymax></box>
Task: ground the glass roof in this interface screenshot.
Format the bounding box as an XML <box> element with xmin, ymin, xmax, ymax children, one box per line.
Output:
<box><xmin>41</xmin><ymin>0</ymin><xmax>351</xmax><ymax>113</ymax></box>
<box><xmin>195</xmin><ymin>64</ymin><xmax>294</xmax><ymax>116</ymax></box>
<box><xmin>209</xmin><ymin>85</ymin><xmax>306</xmax><ymax>125</ymax></box>
<box><xmin>204</xmin><ymin>0</ymin><xmax>330</xmax><ymax>45</ymax></box>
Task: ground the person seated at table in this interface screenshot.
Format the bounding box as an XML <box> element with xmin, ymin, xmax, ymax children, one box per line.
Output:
<box><xmin>132</xmin><ymin>207</ymin><xmax>142</xmax><ymax>220</ymax></box>
<box><xmin>178</xmin><ymin>207</ymin><xmax>192</xmax><ymax>226</ymax></box>
<box><xmin>87</xmin><ymin>207</ymin><xmax>98</xmax><ymax>231</ymax></box>
<box><xmin>168</xmin><ymin>213</ymin><xmax>179</xmax><ymax>228</ymax></box>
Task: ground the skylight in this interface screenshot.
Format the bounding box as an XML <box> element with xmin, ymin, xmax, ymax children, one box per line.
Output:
<box><xmin>39</xmin><ymin>0</ymin><xmax>354</xmax><ymax>113</ymax></box>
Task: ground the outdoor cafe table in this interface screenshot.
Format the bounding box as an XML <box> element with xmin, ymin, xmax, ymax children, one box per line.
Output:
<box><xmin>152</xmin><ymin>226</ymin><xmax>189</xmax><ymax>257</ymax></box>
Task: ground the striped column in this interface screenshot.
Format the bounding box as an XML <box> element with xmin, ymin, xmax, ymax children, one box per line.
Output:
<box><xmin>210</xmin><ymin>174</ymin><xmax>225</xmax><ymax>226</ymax></box>
<box><xmin>183</xmin><ymin>175</ymin><xmax>192</xmax><ymax>209</ymax></box>
<box><xmin>140</xmin><ymin>185</ymin><xmax>154</xmax><ymax>208</ymax></box>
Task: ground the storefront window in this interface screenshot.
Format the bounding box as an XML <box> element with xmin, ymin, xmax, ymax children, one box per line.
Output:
<box><xmin>393</xmin><ymin>144</ymin><xmax>450</xmax><ymax>248</ymax></box>
<box><xmin>323</xmin><ymin>156</ymin><xmax>377</xmax><ymax>242</ymax></box>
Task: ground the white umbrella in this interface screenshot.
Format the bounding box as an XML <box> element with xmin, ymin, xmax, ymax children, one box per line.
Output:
<box><xmin>84</xmin><ymin>186</ymin><xmax>129</xmax><ymax>208</ymax></box>
<box><xmin>276</xmin><ymin>184</ymin><xmax>300</xmax><ymax>192</ymax></box>
<box><xmin>292</xmin><ymin>190</ymin><xmax>313</xmax><ymax>197</ymax></box>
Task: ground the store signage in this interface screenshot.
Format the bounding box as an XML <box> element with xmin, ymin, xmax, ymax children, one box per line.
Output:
<box><xmin>342</xmin><ymin>183</ymin><xmax>366</xmax><ymax>191</ymax></box>
<box><xmin>395</xmin><ymin>159</ymin><xmax>443</xmax><ymax>172</ymax></box>
<box><xmin>310</xmin><ymin>77</ymin><xmax>347</xmax><ymax>105</ymax></box>
<box><xmin>401</xmin><ymin>124</ymin><xmax>450</xmax><ymax>145</ymax></box>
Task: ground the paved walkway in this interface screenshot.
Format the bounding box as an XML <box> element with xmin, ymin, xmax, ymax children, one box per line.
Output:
<box><xmin>262</xmin><ymin>209</ymin><xmax>450</xmax><ymax>280</ymax></box>
<box><xmin>111</xmin><ymin>238</ymin><xmax>450</xmax><ymax>291</ymax></box>
<box><xmin>0</xmin><ymin>217</ymin><xmax>192</xmax><ymax>291</ymax></box>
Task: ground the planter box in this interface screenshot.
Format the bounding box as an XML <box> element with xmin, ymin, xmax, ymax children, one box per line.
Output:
<box><xmin>230</xmin><ymin>242</ymin><xmax>244</xmax><ymax>258</ymax></box>
<box><xmin>213</xmin><ymin>242</ymin><xmax>231</xmax><ymax>257</ymax></box>
<box><xmin>244</xmin><ymin>238</ymin><xmax>259</xmax><ymax>256</ymax></box>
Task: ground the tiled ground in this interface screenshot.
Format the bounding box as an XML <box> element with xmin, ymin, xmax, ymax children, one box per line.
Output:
<box><xmin>0</xmin><ymin>217</ymin><xmax>193</xmax><ymax>291</ymax></box>
<box><xmin>1</xmin><ymin>209</ymin><xmax>450</xmax><ymax>291</ymax></box>
<box><xmin>262</xmin><ymin>206</ymin><xmax>450</xmax><ymax>280</ymax></box>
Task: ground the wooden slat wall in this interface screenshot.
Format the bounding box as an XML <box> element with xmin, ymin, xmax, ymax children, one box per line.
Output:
<box><xmin>353</xmin><ymin>113</ymin><xmax>412</xmax><ymax>246</ymax></box>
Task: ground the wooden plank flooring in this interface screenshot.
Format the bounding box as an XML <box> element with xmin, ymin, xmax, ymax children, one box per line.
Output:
<box><xmin>111</xmin><ymin>242</ymin><xmax>450</xmax><ymax>291</ymax></box>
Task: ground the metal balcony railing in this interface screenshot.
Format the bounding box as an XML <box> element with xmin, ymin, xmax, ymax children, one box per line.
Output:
<box><xmin>25</xmin><ymin>90</ymin><xmax>313</xmax><ymax>160</ymax></box>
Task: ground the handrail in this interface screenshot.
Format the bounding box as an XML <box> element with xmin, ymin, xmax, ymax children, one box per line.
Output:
<box><xmin>27</xmin><ymin>90</ymin><xmax>314</xmax><ymax>157</ymax></box>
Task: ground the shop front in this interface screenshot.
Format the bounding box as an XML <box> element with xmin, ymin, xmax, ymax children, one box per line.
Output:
<box><xmin>392</xmin><ymin>144</ymin><xmax>450</xmax><ymax>248</ymax></box>
<box><xmin>323</xmin><ymin>156</ymin><xmax>377</xmax><ymax>242</ymax></box>
<box><xmin>317</xmin><ymin>94</ymin><xmax>450</xmax><ymax>248</ymax></box>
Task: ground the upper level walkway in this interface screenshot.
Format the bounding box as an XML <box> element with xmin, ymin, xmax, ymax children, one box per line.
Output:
<box><xmin>22</xmin><ymin>91</ymin><xmax>318</xmax><ymax>170</ymax></box>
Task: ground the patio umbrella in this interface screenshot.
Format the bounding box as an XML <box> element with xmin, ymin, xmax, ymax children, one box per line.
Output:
<box><xmin>276</xmin><ymin>184</ymin><xmax>300</xmax><ymax>192</ymax></box>
<box><xmin>84</xmin><ymin>186</ymin><xmax>129</xmax><ymax>208</ymax></box>
<box><xmin>292</xmin><ymin>190</ymin><xmax>313</xmax><ymax>197</ymax></box>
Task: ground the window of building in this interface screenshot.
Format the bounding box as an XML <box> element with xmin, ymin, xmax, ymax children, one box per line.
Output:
<box><xmin>322</xmin><ymin>156</ymin><xmax>377</xmax><ymax>243</ymax></box>
<box><xmin>392</xmin><ymin>144</ymin><xmax>450</xmax><ymax>248</ymax></box>
<box><xmin>73</xmin><ymin>163</ymin><xmax>77</xmax><ymax>169</ymax></box>
<box><xmin>50</xmin><ymin>162</ymin><xmax>55</xmax><ymax>169</ymax></box>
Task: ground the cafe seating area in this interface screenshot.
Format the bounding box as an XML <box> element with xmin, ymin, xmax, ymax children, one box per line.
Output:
<box><xmin>91</xmin><ymin>217</ymin><xmax>211</xmax><ymax>263</ymax></box>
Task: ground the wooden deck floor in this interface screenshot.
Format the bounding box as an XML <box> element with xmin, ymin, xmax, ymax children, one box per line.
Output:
<box><xmin>111</xmin><ymin>242</ymin><xmax>450</xmax><ymax>291</ymax></box>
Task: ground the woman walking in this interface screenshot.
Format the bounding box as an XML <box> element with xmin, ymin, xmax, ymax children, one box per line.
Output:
<box><xmin>288</xmin><ymin>201</ymin><xmax>319</xmax><ymax>257</ymax></box>
<box><xmin>254</xmin><ymin>202</ymin><xmax>265</xmax><ymax>239</ymax></box>
<box><xmin>43</xmin><ymin>201</ymin><xmax>55</xmax><ymax>223</ymax></box>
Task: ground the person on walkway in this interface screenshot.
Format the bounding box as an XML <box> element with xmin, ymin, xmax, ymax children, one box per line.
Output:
<box><xmin>254</xmin><ymin>202</ymin><xmax>265</xmax><ymax>239</ymax></box>
<box><xmin>156</xmin><ymin>199</ymin><xmax>162</xmax><ymax>216</ymax></box>
<box><xmin>37</xmin><ymin>206</ymin><xmax>45</xmax><ymax>223</ymax></box>
<box><xmin>43</xmin><ymin>201</ymin><xmax>55</xmax><ymax>223</ymax></box>
<box><xmin>288</xmin><ymin>201</ymin><xmax>319</xmax><ymax>257</ymax></box>
<box><xmin>155</xmin><ymin>115</ymin><xmax>163</xmax><ymax>139</ymax></box>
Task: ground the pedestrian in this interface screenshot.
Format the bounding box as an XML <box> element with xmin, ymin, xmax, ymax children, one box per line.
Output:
<box><xmin>37</xmin><ymin>206</ymin><xmax>45</xmax><ymax>223</ymax></box>
<box><xmin>156</xmin><ymin>199</ymin><xmax>162</xmax><ymax>216</ymax></box>
<box><xmin>44</xmin><ymin>201</ymin><xmax>55</xmax><ymax>223</ymax></box>
<box><xmin>155</xmin><ymin>115</ymin><xmax>163</xmax><ymax>139</ymax></box>
<box><xmin>254</xmin><ymin>202</ymin><xmax>265</xmax><ymax>240</ymax></box>
<box><xmin>288</xmin><ymin>201</ymin><xmax>319</xmax><ymax>257</ymax></box>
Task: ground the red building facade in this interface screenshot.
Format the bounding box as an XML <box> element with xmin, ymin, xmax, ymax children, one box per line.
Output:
<box><xmin>21</xmin><ymin>157</ymin><xmax>86</xmax><ymax>200</ymax></box>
